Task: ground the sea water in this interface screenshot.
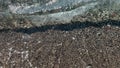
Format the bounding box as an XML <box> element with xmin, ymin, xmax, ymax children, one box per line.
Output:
<box><xmin>0</xmin><ymin>0</ymin><xmax>120</xmax><ymax>26</ymax></box>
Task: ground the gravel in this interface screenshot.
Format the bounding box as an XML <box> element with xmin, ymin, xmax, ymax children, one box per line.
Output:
<box><xmin>0</xmin><ymin>20</ymin><xmax>120</xmax><ymax>68</ymax></box>
<box><xmin>0</xmin><ymin>1</ymin><xmax>120</xmax><ymax>67</ymax></box>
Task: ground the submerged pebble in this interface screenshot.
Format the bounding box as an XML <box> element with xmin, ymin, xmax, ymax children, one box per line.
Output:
<box><xmin>0</xmin><ymin>0</ymin><xmax>120</xmax><ymax>29</ymax></box>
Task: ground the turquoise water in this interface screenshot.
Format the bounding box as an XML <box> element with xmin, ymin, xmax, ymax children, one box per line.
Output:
<box><xmin>8</xmin><ymin>0</ymin><xmax>97</xmax><ymax>14</ymax></box>
<box><xmin>0</xmin><ymin>0</ymin><xmax>120</xmax><ymax>26</ymax></box>
<box><xmin>0</xmin><ymin>0</ymin><xmax>119</xmax><ymax>15</ymax></box>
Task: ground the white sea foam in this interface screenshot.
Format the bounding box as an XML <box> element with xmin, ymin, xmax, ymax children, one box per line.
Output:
<box><xmin>8</xmin><ymin>0</ymin><xmax>96</xmax><ymax>14</ymax></box>
<box><xmin>27</xmin><ymin>2</ymin><xmax>98</xmax><ymax>26</ymax></box>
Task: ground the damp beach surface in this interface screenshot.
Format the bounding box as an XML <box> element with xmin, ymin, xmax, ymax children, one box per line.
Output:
<box><xmin>0</xmin><ymin>0</ymin><xmax>120</xmax><ymax>68</ymax></box>
<box><xmin>0</xmin><ymin>20</ymin><xmax>120</xmax><ymax>68</ymax></box>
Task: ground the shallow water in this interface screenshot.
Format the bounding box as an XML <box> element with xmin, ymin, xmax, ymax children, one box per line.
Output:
<box><xmin>0</xmin><ymin>0</ymin><xmax>120</xmax><ymax>14</ymax></box>
<box><xmin>0</xmin><ymin>0</ymin><xmax>120</xmax><ymax>26</ymax></box>
<box><xmin>8</xmin><ymin>0</ymin><xmax>97</xmax><ymax>14</ymax></box>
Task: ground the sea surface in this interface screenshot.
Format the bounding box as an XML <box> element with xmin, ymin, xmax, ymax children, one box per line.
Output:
<box><xmin>0</xmin><ymin>0</ymin><xmax>120</xmax><ymax>26</ymax></box>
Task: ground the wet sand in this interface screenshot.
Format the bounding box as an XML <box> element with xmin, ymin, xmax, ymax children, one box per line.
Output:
<box><xmin>0</xmin><ymin>20</ymin><xmax>120</xmax><ymax>68</ymax></box>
